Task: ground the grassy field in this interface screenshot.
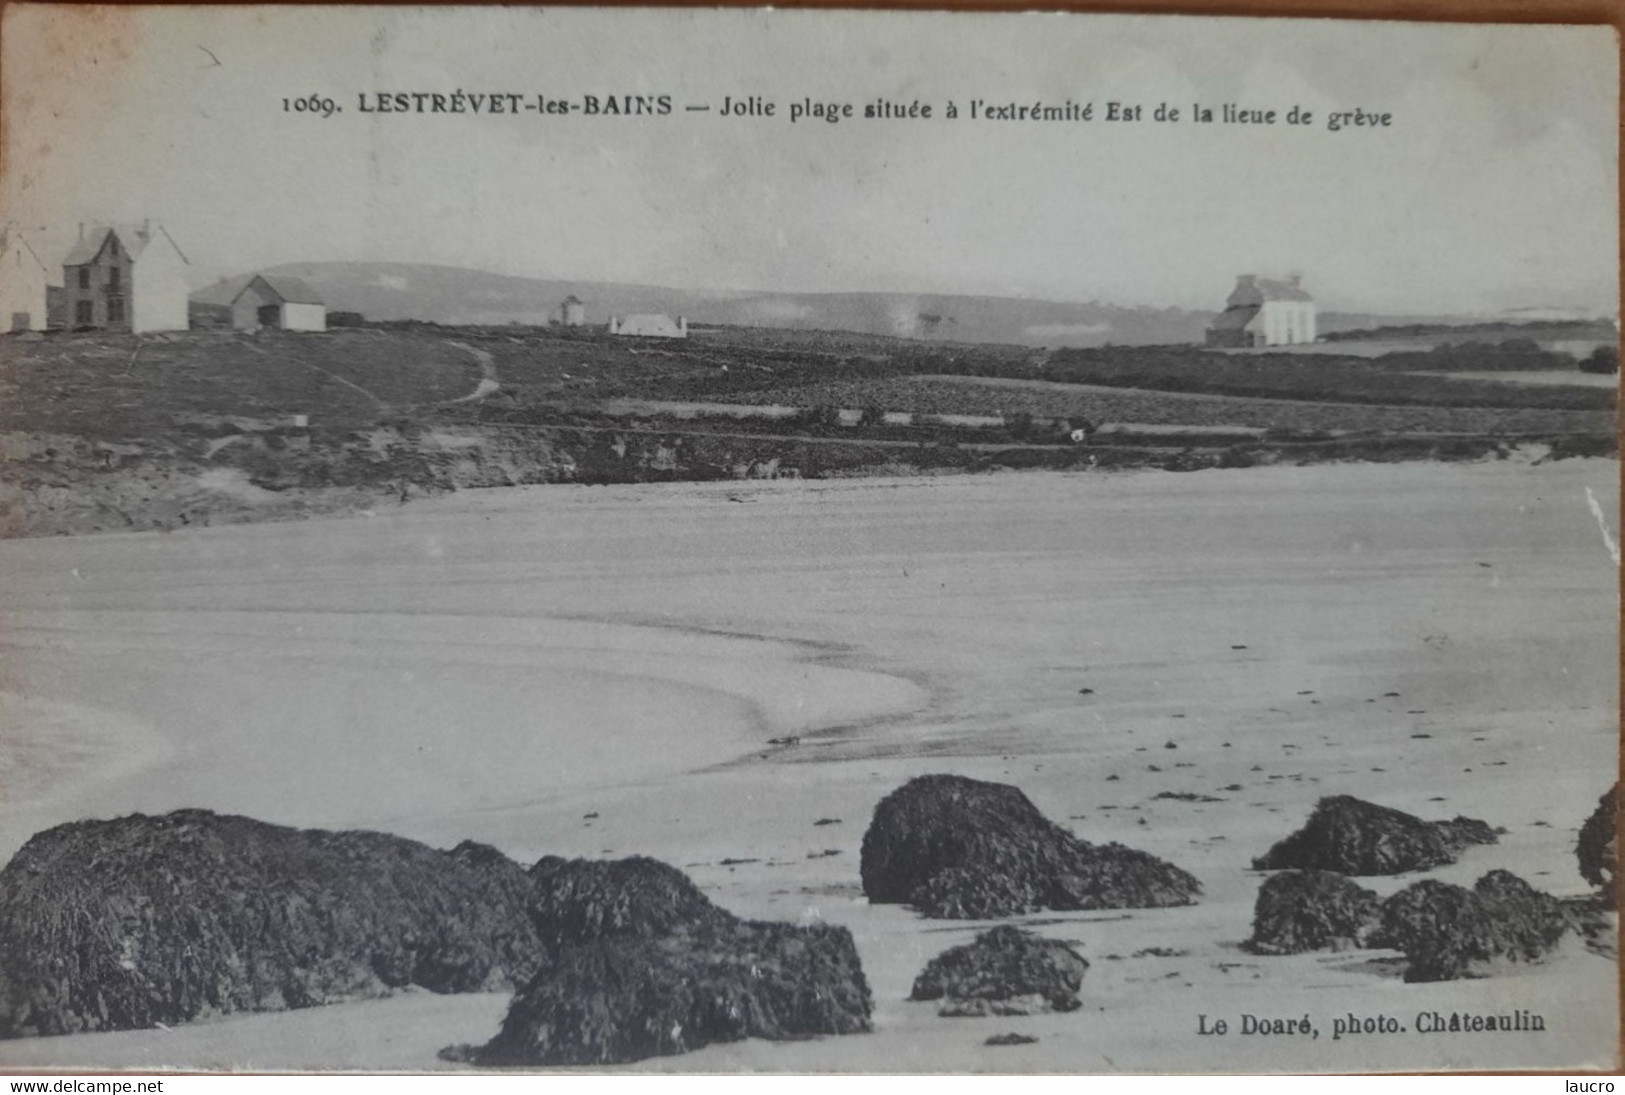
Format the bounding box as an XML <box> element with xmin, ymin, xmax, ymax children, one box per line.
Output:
<box><xmin>1035</xmin><ymin>346</ymin><xmax>1613</xmax><ymax>410</ymax></box>
<box><xmin>707</xmin><ymin>374</ymin><xmax>1616</xmax><ymax>436</ymax></box>
<box><xmin>0</xmin><ymin>321</ymin><xmax>1615</xmax><ymax>538</ymax></box>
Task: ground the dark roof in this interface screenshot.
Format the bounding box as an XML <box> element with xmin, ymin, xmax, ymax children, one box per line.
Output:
<box><xmin>62</xmin><ymin>224</ymin><xmax>189</xmax><ymax>268</ymax></box>
<box><xmin>1227</xmin><ymin>276</ymin><xmax>1313</xmax><ymax>306</ymax></box>
<box><xmin>63</xmin><ymin>228</ymin><xmax>116</xmax><ymax>266</ymax></box>
<box><xmin>234</xmin><ymin>274</ymin><xmax>325</xmax><ymax>306</ymax></box>
<box><xmin>63</xmin><ymin>225</ymin><xmax>152</xmax><ymax>267</ymax></box>
<box><xmin>1207</xmin><ymin>305</ymin><xmax>1261</xmax><ymax>332</ymax></box>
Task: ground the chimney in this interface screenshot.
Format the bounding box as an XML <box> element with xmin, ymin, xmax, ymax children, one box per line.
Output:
<box><xmin>1237</xmin><ymin>274</ymin><xmax>1256</xmax><ymax>288</ymax></box>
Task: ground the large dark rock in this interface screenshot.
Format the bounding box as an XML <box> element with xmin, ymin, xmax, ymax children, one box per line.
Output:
<box><xmin>1373</xmin><ymin>869</ymin><xmax>1571</xmax><ymax>982</ymax></box>
<box><xmin>458</xmin><ymin>860</ymin><xmax>872</xmax><ymax>1066</ymax></box>
<box><xmin>525</xmin><ymin>854</ymin><xmax>731</xmax><ymax>948</ymax></box>
<box><xmin>1576</xmin><ymin>784</ymin><xmax>1617</xmax><ymax>899</ymax></box>
<box><xmin>859</xmin><ymin>774</ymin><xmax>1201</xmax><ymax>918</ymax></box>
<box><xmin>1244</xmin><ymin>870</ymin><xmax>1383</xmax><ymax>955</ymax></box>
<box><xmin>1251</xmin><ymin>795</ymin><xmax>1498</xmax><ymax>876</ymax></box>
<box><xmin>0</xmin><ymin>811</ymin><xmax>546</xmax><ymax>1038</ymax></box>
<box><xmin>909</xmin><ymin>925</ymin><xmax>1088</xmax><ymax>1017</ymax></box>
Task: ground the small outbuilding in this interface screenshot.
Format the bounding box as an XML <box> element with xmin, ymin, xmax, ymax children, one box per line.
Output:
<box><xmin>608</xmin><ymin>313</ymin><xmax>687</xmax><ymax>339</ymax></box>
<box><xmin>231</xmin><ymin>274</ymin><xmax>327</xmax><ymax>332</ymax></box>
<box><xmin>560</xmin><ymin>295</ymin><xmax>586</xmax><ymax>327</ymax></box>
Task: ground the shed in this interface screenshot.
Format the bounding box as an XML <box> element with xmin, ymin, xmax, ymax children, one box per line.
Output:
<box><xmin>231</xmin><ymin>275</ymin><xmax>327</xmax><ymax>332</ymax></box>
<box><xmin>608</xmin><ymin>313</ymin><xmax>687</xmax><ymax>339</ymax></box>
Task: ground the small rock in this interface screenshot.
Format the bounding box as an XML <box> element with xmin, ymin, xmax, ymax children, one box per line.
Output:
<box><xmin>910</xmin><ymin>926</ymin><xmax>1088</xmax><ymax>1017</ymax></box>
<box><xmin>986</xmin><ymin>1032</ymin><xmax>1039</xmax><ymax>1046</ymax></box>
<box><xmin>1244</xmin><ymin>870</ymin><xmax>1382</xmax><ymax>955</ymax></box>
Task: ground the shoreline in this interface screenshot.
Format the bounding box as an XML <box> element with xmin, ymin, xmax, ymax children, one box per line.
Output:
<box><xmin>0</xmin><ymin>428</ymin><xmax>1614</xmax><ymax>541</ymax></box>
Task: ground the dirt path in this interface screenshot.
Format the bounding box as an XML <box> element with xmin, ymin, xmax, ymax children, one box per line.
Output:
<box><xmin>444</xmin><ymin>341</ymin><xmax>501</xmax><ymax>403</ymax></box>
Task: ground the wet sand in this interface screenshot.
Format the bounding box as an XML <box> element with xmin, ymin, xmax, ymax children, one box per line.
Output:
<box><xmin>0</xmin><ymin>460</ymin><xmax>1616</xmax><ymax>1072</ymax></box>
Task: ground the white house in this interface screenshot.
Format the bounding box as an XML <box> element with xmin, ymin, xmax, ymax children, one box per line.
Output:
<box><xmin>0</xmin><ymin>231</ymin><xmax>52</xmax><ymax>332</ymax></box>
<box><xmin>60</xmin><ymin>223</ymin><xmax>191</xmax><ymax>334</ymax></box>
<box><xmin>1205</xmin><ymin>274</ymin><xmax>1317</xmax><ymax>348</ymax></box>
<box><xmin>560</xmin><ymin>295</ymin><xmax>586</xmax><ymax>327</ymax></box>
<box><xmin>230</xmin><ymin>274</ymin><xmax>327</xmax><ymax>332</ymax></box>
<box><xmin>608</xmin><ymin>313</ymin><xmax>687</xmax><ymax>339</ymax></box>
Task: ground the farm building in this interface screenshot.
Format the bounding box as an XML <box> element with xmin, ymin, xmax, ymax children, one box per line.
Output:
<box><xmin>560</xmin><ymin>295</ymin><xmax>586</xmax><ymax>327</ymax></box>
<box><xmin>1205</xmin><ymin>274</ymin><xmax>1317</xmax><ymax>348</ymax></box>
<box><xmin>60</xmin><ymin>223</ymin><xmax>191</xmax><ymax>334</ymax></box>
<box><xmin>608</xmin><ymin>313</ymin><xmax>687</xmax><ymax>339</ymax></box>
<box><xmin>0</xmin><ymin>231</ymin><xmax>53</xmax><ymax>332</ymax></box>
<box><xmin>231</xmin><ymin>274</ymin><xmax>328</xmax><ymax>332</ymax></box>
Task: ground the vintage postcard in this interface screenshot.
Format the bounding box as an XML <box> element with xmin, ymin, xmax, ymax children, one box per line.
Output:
<box><xmin>0</xmin><ymin>4</ymin><xmax>1617</xmax><ymax>1075</ymax></box>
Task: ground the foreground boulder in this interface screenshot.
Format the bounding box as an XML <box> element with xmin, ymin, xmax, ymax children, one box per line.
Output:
<box><xmin>526</xmin><ymin>855</ymin><xmax>733</xmax><ymax>947</ymax></box>
<box><xmin>0</xmin><ymin>811</ymin><xmax>545</xmax><ymax>1038</ymax></box>
<box><xmin>1244</xmin><ymin>870</ymin><xmax>1383</xmax><ymax>955</ymax></box>
<box><xmin>1373</xmin><ymin>870</ymin><xmax>1571</xmax><ymax>982</ymax></box>
<box><xmin>860</xmin><ymin>775</ymin><xmax>1201</xmax><ymax>918</ymax></box>
<box><xmin>452</xmin><ymin>856</ymin><xmax>872</xmax><ymax>1066</ymax></box>
<box><xmin>1576</xmin><ymin>784</ymin><xmax>1617</xmax><ymax>901</ymax></box>
<box><xmin>1251</xmin><ymin>795</ymin><xmax>1498</xmax><ymax>876</ymax></box>
<box><xmin>909</xmin><ymin>925</ymin><xmax>1088</xmax><ymax>1017</ymax></box>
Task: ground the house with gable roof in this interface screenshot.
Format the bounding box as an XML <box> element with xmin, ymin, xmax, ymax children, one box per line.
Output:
<box><xmin>1205</xmin><ymin>274</ymin><xmax>1317</xmax><ymax>348</ymax></box>
<box><xmin>60</xmin><ymin>222</ymin><xmax>191</xmax><ymax>333</ymax></box>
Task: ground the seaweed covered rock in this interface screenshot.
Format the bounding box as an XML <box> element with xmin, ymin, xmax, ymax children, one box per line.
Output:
<box><xmin>909</xmin><ymin>925</ymin><xmax>1088</xmax><ymax>1017</ymax></box>
<box><xmin>0</xmin><ymin>810</ymin><xmax>546</xmax><ymax>1038</ymax></box>
<box><xmin>461</xmin><ymin>897</ymin><xmax>871</xmax><ymax>1065</ymax></box>
<box><xmin>526</xmin><ymin>854</ymin><xmax>731</xmax><ymax>947</ymax></box>
<box><xmin>860</xmin><ymin>774</ymin><xmax>1201</xmax><ymax>918</ymax></box>
<box><xmin>1251</xmin><ymin>795</ymin><xmax>1498</xmax><ymax>876</ymax></box>
<box><xmin>1576</xmin><ymin>784</ymin><xmax>1617</xmax><ymax>899</ymax></box>
<box><xmin>1373</xmin><ymin>869</ymin><xmax>1571</xmax><ymax>982</ymax></box>
<box><xmin>1244</xmin><ymin>870</ymin><xmax>1383</xmax><ymax>955</ymax></box>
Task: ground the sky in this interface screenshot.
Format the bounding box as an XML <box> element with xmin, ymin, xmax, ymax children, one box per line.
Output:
<box><xmin>1</xmin><ymin>5</ymin><xmax>1617</xmax><ymax>315</ymax></box>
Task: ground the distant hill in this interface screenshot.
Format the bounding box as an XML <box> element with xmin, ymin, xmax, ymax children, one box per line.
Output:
<box><xmin>190</xmin><ymin>262</ymin><xmax>1609</xmax><ymax>349</ymax></box>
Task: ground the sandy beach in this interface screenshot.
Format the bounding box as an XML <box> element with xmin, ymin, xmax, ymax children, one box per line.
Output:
<box><xmin>0</xmin><ymin>460</ymin><xmax>1616</xmax><ymax>1073</ymax></box>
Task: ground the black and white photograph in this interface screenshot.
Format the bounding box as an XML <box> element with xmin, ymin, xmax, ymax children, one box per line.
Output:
<box><xmin>0</xmin><ymin>4</ymin><xmax>1617</xmax><ymax>1074</ymax></box>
